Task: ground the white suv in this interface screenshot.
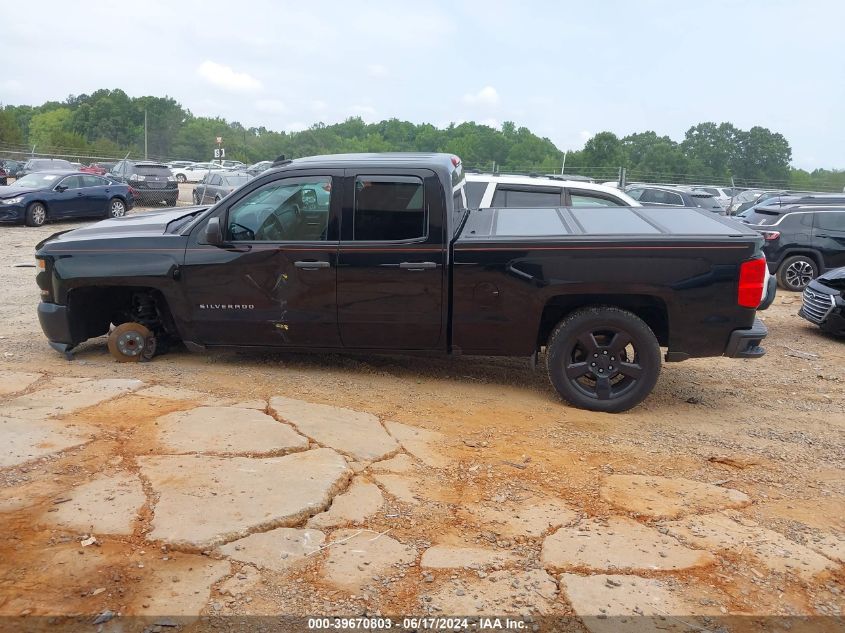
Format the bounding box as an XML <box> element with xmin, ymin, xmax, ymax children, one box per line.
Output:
<box><xmin>465</xmin><ymin>174</ymin><xmax>640</xmax><ymax>208</ymax></box>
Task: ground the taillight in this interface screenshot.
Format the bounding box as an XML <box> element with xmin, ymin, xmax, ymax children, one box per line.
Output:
<box><xmin>451</xmin><ymin>155</ymin><xmax>461</xmax><ymax>167</ymax></box>
<box><xmin>761</xmin><ymin>230</ymin><xmax>780</xmax><ymax>241</ymax></box>
<box><xmin>738</xmin><ymin>257</ymin><xmax>767</xmax><ymax>308</ymax></box>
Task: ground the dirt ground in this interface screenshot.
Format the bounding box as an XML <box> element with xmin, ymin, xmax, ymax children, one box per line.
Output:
<box><xmin>0</xmin><ymin>209</ymin><xmax>843</xmax><ymax>632</ymax></box>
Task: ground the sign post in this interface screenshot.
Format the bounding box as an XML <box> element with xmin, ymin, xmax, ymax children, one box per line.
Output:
<box><xmin>213</xmin><ymin>136</ymin><xmax>225</xmax><ymax>166</ymax></box>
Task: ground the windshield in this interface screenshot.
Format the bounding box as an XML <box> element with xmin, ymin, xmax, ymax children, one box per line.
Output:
<box><xmin>223</xmin><ymin>175</ymin><xmax>250</xmax><ymax>187</ymax></box>
<box><xmin>741</xmin><ymin>208</ymin><xmax>782</xmax><ymax>225</ymax></box>
<box><xmin>12</xmin><ymin>173</ymin><xmax>61</xmax><ymax>188</ymax></box>
<box><xmin>691</xmin><ymin>194</ymin><xmax>723</xmax><ymax>210</ymax></box>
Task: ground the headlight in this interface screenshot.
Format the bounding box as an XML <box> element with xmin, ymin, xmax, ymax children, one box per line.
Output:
<box><xmin>0</xmin><ymin>196</ymin><xmax>24</xmax><ymax>205</ymax></box>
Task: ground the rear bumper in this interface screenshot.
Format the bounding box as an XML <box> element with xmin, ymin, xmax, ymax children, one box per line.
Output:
<box><xmin>724</xmin><ymin>317</ymin><xmax>767</xmax><ymax>358</ymax></box>
<box><xmin>37</xmin><ymin>302</ymin><xmax>73</xmax><ymax>347</ymax></box>
<box><xmin>758</xmin><ymin>273</ymin><xmax>777</xmax><ymax>310</ymax></box>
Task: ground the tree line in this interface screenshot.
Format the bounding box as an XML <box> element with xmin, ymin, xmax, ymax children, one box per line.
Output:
<box><xmin>1</xmin><ymin>88</ymin><xmax>842</xmax><ymax>191</ymax></box>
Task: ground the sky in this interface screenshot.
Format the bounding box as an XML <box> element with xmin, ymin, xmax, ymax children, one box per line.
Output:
<box><xmin>1</xmin><ymin>0</ymin><xmax>843</xmax><ymax>169</ymax></box>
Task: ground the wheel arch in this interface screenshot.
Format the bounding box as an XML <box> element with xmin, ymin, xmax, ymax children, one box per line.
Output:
<box><xmin>538</xmin><ymin>293</ymin><xmax>669</xmax><ymax>349</ymax></box>
<box><xmin>775</xmin><ymin>249</ymin><xmax>823</xmax><ymax>272</ymax></box>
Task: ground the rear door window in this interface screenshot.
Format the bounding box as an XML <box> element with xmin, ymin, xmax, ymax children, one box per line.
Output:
<box><xmin>491</xmin><ymin>186</ymin><xmax>562</xmax><ymax>207</ymax></box>
<box><xmin>569</xmin><ymin>190</ymin><xmax>627</xmax><ymax>207</ymax></box>
<box><xmin>465</xmin><ymin>181</ymin><xmax>488</xmax><ymax>208</ymax></box>
<box><xmin>691</xmin><ymin>194</ymin><xmax>723</xmax><ymax>211</ymax></box>
<box><xmin>354</xmin><ymin>176</ymin><xmax>426</xmax><ymax>241</ymax></box>
<box><xmin>815</xmin><ymin>211</ymin><xmax>845</xmax><ymax>231</ymax></box>
<box><xmin>136</xmin><ymin>165</ymin><xmax>172</xmax><ymax>177</ymax></box>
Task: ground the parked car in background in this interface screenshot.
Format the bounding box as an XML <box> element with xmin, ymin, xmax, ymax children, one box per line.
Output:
<box><xmin>1</xmin><ymin>159</ymin><xmax>26</xmax><ymax>179</ymax></box>
<box><xmin>691</xmin><ymin>186</ymin><xmax>735</xmax><ymax>210</ymax></box>
<box><xmin>0</xmin><ymin>171</ymin><xmax>134</xmax><ymax>226</ymax></box>
<box><xmin>108</xmin><ymin>161</ymin><xmax>178</xmax><ymax>206</ymax></box>
<box><xmin>80</xmin><ymin>162</ymin><xmax>115</xmax><ymax>176</ymax></box>
<box><xmin>212</xmin><ymin>159</ymin><xmax>246</xmax><ymax>170</ymax></box>
<box><xmin>465</xmin><ymin>174</ymin><xmax>639</xmax><ymax>209</ymax></box>
<box><xmin>166</xmin><ymin>160</ymin><xmax>195</xmax><ymax>170</ymax></box>
<box><xmin>19</xmin><ymin>158</ymin><xmax>73</xmax><ymax>177</ymax></box>
<box><xmin>625</xmin><ymin>185</ymin><xmax>725</xmax><ymax>214</ymax></box>
<box><xmin>171</xmin><ymin>162</ymin><xmax>217</xmax><ymax>183</ymax></box>
<box><xmin>741</xmin><ymin>205</ymin><xmax>845</xmax><ymax>291</ymax></box>
<box><xmin>246</xmin><ymin>161</ymin><xmax>273</xmax><ymax>177</ymax></box>
<box><xmin>192</xmin><ymin>171</ymin><xmax>251</xmax><ymax>204</ymax></box>
<box><xmin>0</xmin><ymin>165</ymin><xmax>7</xmax><ymax>186</ymax></box>
<box><xmin>799</xmin><ymin>266</ymin><xmax>845</xmax><ymax>335</ymax></box>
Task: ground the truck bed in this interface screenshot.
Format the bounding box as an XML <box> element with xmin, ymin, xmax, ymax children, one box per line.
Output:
<box><xmin>457</xmin><ymin>206</ymin><xmax>759</xmax><ymax>242</ymax></box>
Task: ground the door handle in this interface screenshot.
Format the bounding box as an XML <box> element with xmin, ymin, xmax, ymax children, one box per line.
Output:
<box><xmin>399</xmin><ymin>261</ymin><xmax>438</xmax><ymax>270</ymax></box>
<box><xmin>815</xmin><ymin>234</ymin><xmax>829</xmax><ymax>238</ymax></box>
<box><xmin>294</xmin><ymin>260</ymin><xmax>331</xmax><ymax>270</ymax></box>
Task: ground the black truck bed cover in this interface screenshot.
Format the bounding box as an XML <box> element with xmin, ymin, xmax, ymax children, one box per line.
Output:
<box><xmin>458</xmin><ymin>206</ymin><xmax>760</xmax><ymax>241</ymax></box>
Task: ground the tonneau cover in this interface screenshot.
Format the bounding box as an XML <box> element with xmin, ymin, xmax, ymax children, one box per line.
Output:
<box><xmin>458</xmin><ymin>206</ymin><xmax>759</xmax><ymax>241</ymax></box>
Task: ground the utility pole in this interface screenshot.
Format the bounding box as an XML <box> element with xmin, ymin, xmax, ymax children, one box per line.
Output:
<box><xmin>144</xmin><ymin>109</ymin><xmax>148</xmax><ymax>160</ymax></box>
<box><xmin>561</xmin><ymin>151</ymin><xmax>567</xmax><ymax>175</ymax></box>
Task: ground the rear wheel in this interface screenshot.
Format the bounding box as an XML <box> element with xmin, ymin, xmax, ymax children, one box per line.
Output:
<box><xmin>107</xmin><ymin>322</ymin><xmax>155</xmax><ymax>362</ymax></box>
<box><xmin>546</xmin><ymin>306</ymin><xmax>661</xmax><ymax>413</ymax></box>
<box><xmin>176</xmin><ymin>173</ymin><xmax>186</xmax><ymax>184</ymax></box>
<box><xmin>777</xmin><ymin>255</ymin><xmax>817</xmax><ymax>291</ymax></box>
<box><xmin>25</xmin><ymin>202</ymin><xmax>47</xmax><ymax>227</ymax></box>
<box><xmin>192</xmin><ymin>191</ymin><xmax>200</xmax><ymax>204</ymax></box>
<box><xmin>166</xmin><ymin>196</ymin><xmax>178</xmax><ymax>206</ymax></box>
<box><xmin>107</xmin><ymin>197</ymin><xmax>126</xmax><ymax>218</ymax></box>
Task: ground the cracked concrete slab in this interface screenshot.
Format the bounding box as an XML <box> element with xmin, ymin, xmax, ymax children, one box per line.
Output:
<box><xmin>322</xmin><ymin>529</ymin><xmax>416</xmax><ymax>592</ymax></box>
<box><xmin>420</xmin><ymin>545</ymin><xmax>517</xmax><ymax>569</ymax></box>
<box><xmin>307</xmin><ymin>479</ymin><xmax>384</xmax><ymax>528</ymax></box>
<box><xmin>541</xmin><ymin>516</ymin><xmax>716</xmax><ymax>572</ymax></box>
<box><xmin>218</xmin><ymin>528</ymin><xmax>325</xmax><ymax>573</ymax></box>
<box><xmin>4</xmin><ymin>378</ymin><xmax>144</xmax><ymax>420</ymax></box>
<box><xmin>384</xmin><ymin>421</ymin><xmax>450</xmax><ymax>468</ymax></box>
<box><xmin>269</xmin><ymin>396</ymin><xmax>398</xmax><ymax>461</ymax></box>
<box><xmin>155</xmin><ymin>406</ymin><xmax>308</xmax><ymax>456</ymax></box>
<box><xmin>463</xmin><ymin>498</ymin><xmax>578</xmax><ymax>537</ymax></box>
<box><xmin>45</xmin><ymin>471</ymin><xmax>145</xmax><ymax>535</ymax></box>
<box><xmin>560</xmin><ymin>573</ymin><xmax>713</xmax><ymax>633</ymax></box>
<box><xmin>134</xmin><ymin>557</ymin><xmax>231</xmax><ymax>616</ymax></box>
<box><xmin>370</xmin><ymin>453</ymin><xmax>415</xmax><ymax>473</ymax></box>
<box><xmin>134</xmin><ymin>385</ymin><xmax>226</xmax><ymax>405</ymax></box>
<box><xmin>663</xmin><ymin>512</ymin><xmax>838</xmax><ymax>579</ymax></box>
<box><xmin>600</xmin><ymin>474</ymin><xmax>750</xmax><ymax>518</ymax></box>
<box><xmin>140</xmin><ymin>448</ymin><xmax>350</xmax><ymax>550</ymax></box>
<box><xmin>428</xmin><ymin>570</ymin><xmax>557</xmax><ymax>617</ymax></box>
<box><xmin>372</xmin><ymin>473</ymin><xmax>421</xmax><ymax>504</ymax></box>
<box><xmin>1</xmin><ymin>415</ymin><xmax>97</xmax><ymax>468</ymax></box>
<box><xmin>0</xmin><ymin>370</ymin><xmax>42</xmax><ymax>396</ymax></box>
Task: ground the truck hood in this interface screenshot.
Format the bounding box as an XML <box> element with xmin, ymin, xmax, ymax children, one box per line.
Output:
<box><xmin>37</xmin><ymin>206</ymin><xmax>208</xmax><ymax>247</ymax></box>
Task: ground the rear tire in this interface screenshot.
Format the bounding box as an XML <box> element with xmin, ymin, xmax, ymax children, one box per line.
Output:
<box><xmin>166</xmin><ymin>196</ymin><xmax>178</xmax><ymax>207</ymax></box>
<box><xmin>176</xmin><ymin>174</ymin><xmax>186</xmax><ymax>184</ymax></box>
<box><xmin>546</xmin><ymin>306</ymin><xmax>661</xmax><ymax>413</ymax></box>
<box><xmin>107</xmin><ymin>197</ymin><xmax>126</xmax><ymax>218</ymax></box>
<box><xmin>192</xmin><ymin>191</ymin><xmax>200</xmax><ymax>204</ymax></box>
<box><xmin>776</xmin><ymin>255</ymin><xmax>817</xmax><ymax>291</ymax></box>
<box><xmin>108</xmin><ymin>322</ymin><xmax>154</xmax><ymax>363</ymax></box>
<box><xmin>25</xmin><ymin>202</ymin><xmax>47</xmax><ymax>227</ymax></box>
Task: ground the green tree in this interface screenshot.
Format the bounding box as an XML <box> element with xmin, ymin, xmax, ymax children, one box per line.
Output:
<box><xmin>0</xmin><ymin>109</ymin><xmax>24</xmax><ymax>144</ymax></box>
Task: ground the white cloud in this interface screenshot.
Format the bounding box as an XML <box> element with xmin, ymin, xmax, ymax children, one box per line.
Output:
<box><xmin>284</xmin><ymin>121</ymin><xmax>307</xmax><ymax>133</ymax></box>
<box><xmin>351</xmin><ymin>105</ymin><xmax>377</xmax><ymax>116</ymax></box>
<box><xmin>462</xmin><ymin>86</ymin><xmax>499</xmax><ymax>107</ymax></box>
<box><xmin>480</xmin><ymin>118</ymin><xmax>501</xmax><ymax>129</ymax></box>
<box><xmin>310</xmin><ymin>100</ymin><xmax>328</xmax><ymax>112</ymax></box>
<box><xmin>367</xmin><ymin>64</ymin><xmax>389</xmax><ymax>78</ymax></box>
<box><xmin>197</xmin><ymin>61</ymin><xmax>262</xmax><ymax>92</ymax></box>
<box><xmin>0</xmin><ymin>79</ymin><xmax>23</xmax><ymax>93</ymax></box>
<box><xmin>579</xmin><ymin>130</ymin><xmax>593</xmax><ymax>143</ymax></box>
<box><xmin>255</xmin><ymin>99</ymin><xmax>286</xmax><ymax>114</ymax></box>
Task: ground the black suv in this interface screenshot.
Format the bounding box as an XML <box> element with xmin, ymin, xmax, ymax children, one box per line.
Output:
<box><xmin>625</xmin><ymin>185</ymin><xmax>725</xmax><ymax>214</ymax></box>
<box><xmin>742</xmin><ymin>206</ymin><xmax>845</xmax><ymax>291</ymax></box>
<box><xmin>108</xmin><ymin>161</ymin><xmax>178</xmax><ymax>206</ymax></box>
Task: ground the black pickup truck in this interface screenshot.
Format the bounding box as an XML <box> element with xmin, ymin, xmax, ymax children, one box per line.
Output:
<box><xmin>35</xmin><ymin>153</ymin><xmax>774</xmax><ymax>412</ymax></box>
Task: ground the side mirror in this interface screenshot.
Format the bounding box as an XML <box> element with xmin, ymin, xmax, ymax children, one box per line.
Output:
<box><xmin>202</xmin><ymin>217</ymin><xmax>224</xmax><ymax>245</ymax></box>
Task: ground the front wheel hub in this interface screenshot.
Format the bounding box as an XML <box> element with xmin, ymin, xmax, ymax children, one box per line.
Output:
<box><xmin>116</xmin><ymin>331</ymin><xmax>144</xmax><ymax>357</ymax></box>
